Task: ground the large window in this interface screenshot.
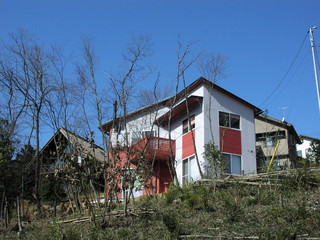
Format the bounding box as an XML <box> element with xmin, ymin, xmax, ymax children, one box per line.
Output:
<box><xmin>223</xmin><ymin>153</ymin><xmax>241</xmax><ymax>175</ymax></box>
<box><xmin>182</xmin><ymin>155</ymin><xmax>197</xmax><ymax>184</ymax></box>
<box><xmin>182</xmin><ymin>115</ymin><xmax>195</xmax><ymax>134</ymax></box>
<box><xmin>219</xmin><ymin>112</ymin><xmax>240</xmax><ymax>129</ymax></box>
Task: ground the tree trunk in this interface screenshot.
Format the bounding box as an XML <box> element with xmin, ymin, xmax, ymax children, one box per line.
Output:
<box><xmin>35</xmin><ymin>114</ymin><xmax>41</xmax><ymax>216</ymax></box>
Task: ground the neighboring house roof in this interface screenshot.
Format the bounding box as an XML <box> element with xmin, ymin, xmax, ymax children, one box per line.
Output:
<box><xmin>299</xmin><ymin>135</ymin><xmax>320</xmax><ymax>143</ymax></box>
<box><xmin>255</xmin><ymin>114</ymin><xmax>301</xmax><ymax>144</ymax></box>
<box><xmin>41</xmin><ymin>127</ymin><xmax>105</xmax><ymax>161</ymax></box>
<box><xmin>100</xmin><ymin>77</ymin><xmax>262</xmax><ymax>133</ymax></box>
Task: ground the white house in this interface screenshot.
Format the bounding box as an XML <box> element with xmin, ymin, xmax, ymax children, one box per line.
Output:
<box><xmin>296</xmin><ymin>135</ymin><xmax>320</xmax><ymax>160</ymax></box>
<box><xmin>101</xmin><ymin>77</ymin><xmax>261</xmax><ymax>197</ymax></box>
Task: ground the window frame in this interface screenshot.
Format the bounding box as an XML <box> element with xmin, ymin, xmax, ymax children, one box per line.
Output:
<box><xmin>219</xmin><ymin>111</ymin><xmax>240</xmax><ymax>130</ymax></box>
<box><xmin>182</xmin><ymin>114</ymin><xmax>195</xmax><ymax>134</ymax></box>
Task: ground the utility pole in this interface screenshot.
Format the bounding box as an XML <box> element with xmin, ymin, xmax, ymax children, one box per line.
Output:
<box><xmin>309</xmin><ymin>26</ymin><xmax>320</xmax><ymax>114</ymax></box>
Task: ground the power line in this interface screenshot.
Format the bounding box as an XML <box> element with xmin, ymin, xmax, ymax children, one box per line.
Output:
<box><xmin>259</xmin><ymin>32</ymin><xmax>309</xmax><ymax>108</ymax></box>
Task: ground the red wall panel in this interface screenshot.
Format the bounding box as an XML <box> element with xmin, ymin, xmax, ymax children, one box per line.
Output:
<box><xmin>219</xmin><ymin>127</ymin><xmax>241</xmax><ymax>155</ymax></box>
<box><xmin>182</xmin><ymin>130</ymin><xmax>195</xmax><ymax>159</ymax></box>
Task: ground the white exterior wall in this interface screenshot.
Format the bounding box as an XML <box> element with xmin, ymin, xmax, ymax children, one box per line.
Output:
<box><xmin>203</xmin><ymin>85</ymin><xmax>257</xmax><ymax>175</ymax></box>
<box><xmin>296</xmin><ymin>138</ymin><xmax>312</xmax><ymax>159</ymax></box>
<box><xmin>173</xmin><ymin>100</ymin><xmax>205</xmax><ymax>183</ymax></box>
<box><xmin>111</xmin><ymin>105</ymin><xmax>169</xmax><ymax>146</ymax></box>
<box><xmin>171</xmin><ymin>85</ymin><xmax>205</xmax><ymax>184</ymax></box>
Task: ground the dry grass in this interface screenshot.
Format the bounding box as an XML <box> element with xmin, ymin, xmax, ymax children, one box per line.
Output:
<box><xmin>2</xmin><ymin>168</ymin><xmax>320</xmax><ymax>239</ymax></box>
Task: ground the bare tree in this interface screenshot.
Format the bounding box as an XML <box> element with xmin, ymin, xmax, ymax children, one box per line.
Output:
<box><xmin>197</xmin><ymin>52</ymin><xmax>227</xmax><ymax>178</ymax></box>
<box><xmin>175</xmin><ymin>38</ymin><xmax>203</xmax><ymax>180</ymax></box>
<box><xmin>197</xmin><ymin>53</ymin><xmax>227</xmax><ymax>84</ymax></box>
<box><xmin>1</xmin><ymin>30</ymin><xmax>55</xmax><ymax>213</ymax></box>
<box><xmin>105</xmin><ymin>35</ymin><xmax>153</xmax><ymax>213</ymax></box>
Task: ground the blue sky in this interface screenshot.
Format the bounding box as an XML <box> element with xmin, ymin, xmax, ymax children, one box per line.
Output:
<box><xmin>1</xmin><ymin>0</ymin><xmax>320</xmax><ymax>142</ymax></box>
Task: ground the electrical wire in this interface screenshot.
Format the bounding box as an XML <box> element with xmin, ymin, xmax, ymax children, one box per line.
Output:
<box><xmin>272</xmin><ymin>49</ymin><xmax>310</xmax><ymax>106</ymax></box>
<box><xmin>259</xmin><ymin>32</ymin><xmax>309</xmax><ymax>108</ymax></box>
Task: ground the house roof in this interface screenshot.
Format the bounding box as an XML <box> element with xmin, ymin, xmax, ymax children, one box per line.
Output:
<box><xmin>255</xmin><ymin>114</ymin><xmax>301</xmax><ymax>144</ymax></box>
<box><xmin>100</xmin><ymin>77</ymin><xmax>262</xmax><ymax>133</ymax></box>
<box><xmin>40</xmin><ymin>127</ymin><xmax>105</xmax><ymax>161</ymax></box>
<box><xmin>155</xmin><ymin>96</ymin><xmax>203</xmax><ymax>124</ymax></box>
<box><xmin>299</xmin><ymin>135</ymin><xmax>320</xmax><ymax>142</ymax></box>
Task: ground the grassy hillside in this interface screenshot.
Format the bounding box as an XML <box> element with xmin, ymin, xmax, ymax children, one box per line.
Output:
<box><xmin>2</xmin><ymin>168</ymin><xmax>320</xmax><ymax>240</ymax></box>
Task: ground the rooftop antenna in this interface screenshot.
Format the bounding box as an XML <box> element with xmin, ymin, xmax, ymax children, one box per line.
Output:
<box><xmin>280</xmin><ymin>106</ymin><xmax>288</xmax><ymax>122</ymax></box>
<box><xmin>309</xmin><ymin>26</ymin><xmax>320</xmax><ymax>114</ymax></box>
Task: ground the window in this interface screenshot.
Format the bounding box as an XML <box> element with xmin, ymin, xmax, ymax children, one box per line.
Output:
<box><xmin>182</xmin><ymin>156</ymin><xmax>197</xmax><ymax>184</ymax></box>
<box><xmin>131</xmin><ymin>130</ymin><xmax>157</xmax><ymax>144</ymax></box>
<box><xmin>122</xmin><ymin>169</ymin><xmax>142</xmax><ymax>189</ymax></box>
<box><xmin>223</xmin><ymin>153</ymin><xmax>241</xmax><ymax>175</ymax></box>
<box><xmin>297</xmin><ymin>150</ymin><xmax>302</xmax><ymax>157</ymax></box>
<box><xmin>182</xmin><ymin>115</ymin><xmax>195</xmax><ymax>134</ymax></box>
<box><xmin>255</xmin><ymin>130</ymin><xmax>286</xmax><ymax>147</ymax></box>
<box><xmin>219</xmin><ymin>112</ymin><xmax>240</xmax><ymax>129</ymax></box>
<box><xmin>64</xmin><ymin>144</ymin><xmax>75</xmax><ymax>154</ymax></box>
<box><xmin>219</xmin><ymin>112</ymin><xmax>229</xmax><ymax>128</ymax></box>
<box><xmin>142</xmin><ymin>130</ymin><xmax>157</xmax><ymax>138</ymax></box>
<box><xmin>306</xmin><ymin>148</ymin><xmax>312</xmax><ymax>157</ymax></box>
<box><xmin>265</xmin><ymin>136</ymin><xmax>276</xmax><ymax>147</ymax></box>
<box><xmin>131</xmin><ymin>131</ymin><xmax>142</xmax><ymax>144</ymax></box>
<box><xmin>230</xmin><ymin>114</ymin><xmax>240</xmax><ymax>129</ymax></box>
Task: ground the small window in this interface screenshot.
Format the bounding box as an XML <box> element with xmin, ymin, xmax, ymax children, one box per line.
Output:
<box><xmin>182</xmin><ymin>119</ymin><xmax>189</xmax><ymax>134</ymax></box>
<box><xmin>219</xmin><ymin>112</ymin><xmax>240</xmax><ymax>129</ymax></box>
<box><xmin>297</xmin><ymin>150</ymin><xmax>302</xmax><ymax>157</ymax></box>
<box><xmin>265</xmin><ymin>136</ymin><xmax>275</xmax><ymax>147</ymax></box>
<box><xmin>306</xmin><ymin>148</ymin><xmax>312</xmax><ymax>157</ymax></box>
<box><xmin>182</xmin><ymin>115</ymin><xmax>195</xmax><ymax>134</ymax></box>
<box><xmin>142</xmin><ymin>130</ymin><xmax>156</xmax><ymax>138</ymax></box>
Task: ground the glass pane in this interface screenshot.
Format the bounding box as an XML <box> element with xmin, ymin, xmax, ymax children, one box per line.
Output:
<box><xmin>189</xmin><ymin>156</ymin><xmax>197</xmax><ymax>182</ymax></box>
<box><xmin>219</xmin><ymin>112</ymin><xmax>229</xmax><ymax>127</ymax></box>
<box><xmin>183</xmin><ymin>159</ymin><xmax>188</xmax><ymax>177</ymax></box>
<box><xmin>265</xmin><ymin>136</ymin><xmax>273</xmax><ymax>147</ymax></box>
<box><xmin>132</xmin><ymin>131</ymin><xmax>141</xmax><ymax>144</ymax></box>
<box><xmin>297</xmin><ymin>150</ymin><xmax>302</xmax><ymax>157</ymax></box>
<box><xmin>223</xmin><ymin>154</ymin><xmax>231</xmax><ymax>174</ymax></box>
<box><xmin>190</xmin><ymin>115</ymin><xmax>195</xmax><ymax>130</ymax></box>
<box><xmin>230</xmin><ymin>114</ymin><xmax>240</xmax><ymax>129</ymax></box>
<box><xmin>231</xmin><ymin>155</ymin><xmax>241</xmax><ymax>175</ymax></box>
<box><xmin>183</xmin><ymin>119</ymin><xmax>189</xmax><ymax>134</ymax></box>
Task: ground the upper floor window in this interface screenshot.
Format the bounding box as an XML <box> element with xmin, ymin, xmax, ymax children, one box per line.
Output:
<box><xmin>265</xmin><ymin>136</ymin><xmax>276</xmax><ymax>147</ymax></box>
<box><xmin>219</xmin><ymin>112</ymin><xmax>240</xmax><ymax>129</ymax></box>
<box><xmin>131</xmin><ymin>130</ymin><xmax>157</xmax><ymax>144</ymax></box>
<box><xmin>182</xmin><ymin>115</ymin><xmax>195</xmax><ymax>134</ymax></box>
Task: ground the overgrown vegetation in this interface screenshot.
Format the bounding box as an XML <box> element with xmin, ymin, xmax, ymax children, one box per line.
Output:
<box><xmin>1</xmin><ymin>168</ymin><xmax>320</xmax><ymax>239</ymax></box>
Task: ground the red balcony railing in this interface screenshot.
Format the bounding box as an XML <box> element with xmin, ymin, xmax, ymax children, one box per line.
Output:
<box><xmin>130</xmin><ymin>136</ymin><xmax>175</xmax><ymax>161</ymax></box>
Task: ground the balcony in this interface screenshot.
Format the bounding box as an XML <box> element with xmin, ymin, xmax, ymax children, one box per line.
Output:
<box><xmin>130</xmin><ymin>136</ymin><xmax>175</xmax><ymax>161</ymax></box>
